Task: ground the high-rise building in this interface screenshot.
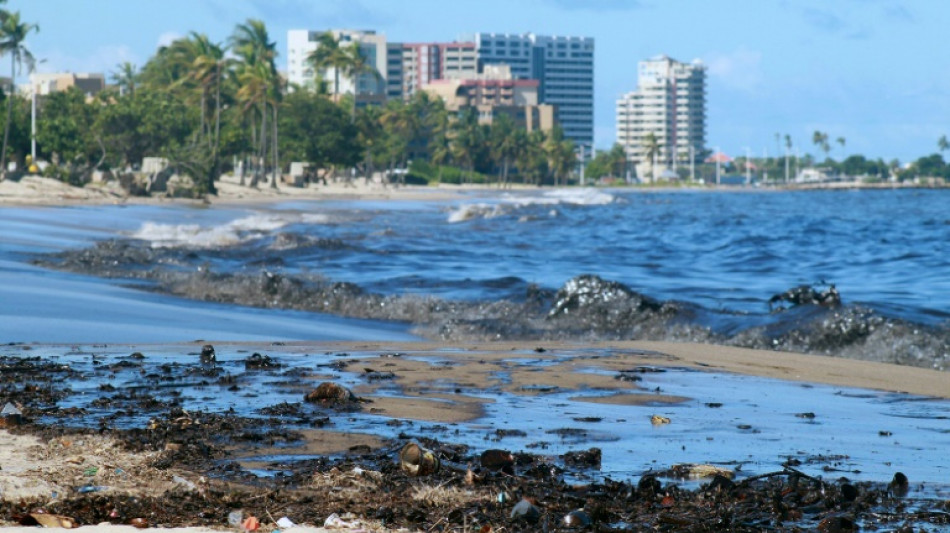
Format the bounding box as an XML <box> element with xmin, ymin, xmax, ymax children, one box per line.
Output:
<box><xmin>400</xmin><ymin>42</ymin><xmax>478</xmax><ymax>100</ymax></box>
<box><xmin>473</xmin><ymin>32</ymin><xmax>594</xmax><ymax>153</ymax></box>
<box><xmin>286</xmin><ymin>29</ymin><xmax>387</xmax><ymax>101</ymax></box>
<box><xmin>616</xmin><ymin>55</ymin><xmax>706</xmax><ymax>180</ymax></box>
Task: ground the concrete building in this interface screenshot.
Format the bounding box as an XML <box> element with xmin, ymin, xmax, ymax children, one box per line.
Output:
<box><xmin>400</xmin><ymin>41</ymin><xmax>477</xmax><ymax>100</ymax></box>
<box><xmin>421</xmin><ymin>65</ymin><xmax>555</xmax><ymax>133</ymax></box>
<box><xmin>616</xmin><ymin>55</ymin><xmax>706</xmax><ymax>180</ymax></box>
<box><xmin>20</xmin><ymin>72</ymin><xmax>106</xmax><ymax>98</ymax></box>
<box><xmin>472</xmin><ymin>32</ymin><xmax>594</xmax><ymax>153</ymax></box>
<box><xmin>286</xmin><ymin>29</ymin><xmax>387</xmax><ymax>101</ymax></box>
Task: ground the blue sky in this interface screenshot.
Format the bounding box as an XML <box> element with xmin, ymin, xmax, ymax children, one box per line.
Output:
<box><xmin>14</xmin><ymin>0</ymin><xmax>950</xmax><ymax>163</ymax></box>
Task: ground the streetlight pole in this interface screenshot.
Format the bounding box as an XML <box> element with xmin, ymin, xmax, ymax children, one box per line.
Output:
<box><xmin>30</xmin><ymin>73</ymin><xmax>36</xmax><ymax>165</ymax></box>
<box><xmin>714</xmin><ymin>146</ymin><xmax>720</xmax><ymax>186</ymax></box>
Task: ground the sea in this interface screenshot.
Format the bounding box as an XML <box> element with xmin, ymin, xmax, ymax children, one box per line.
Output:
<box><xmin>3</xmin><ymin>187</ymin><xmax>948</xmax><ymax>368</ymax></box>
<box><xmin>1</xmin><ymin>187</ymin><xmax>949</xmax><ymax>494</ymax></box>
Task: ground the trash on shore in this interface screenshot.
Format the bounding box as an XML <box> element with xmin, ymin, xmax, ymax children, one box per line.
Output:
<box><xmin>29</xmin><ymin>510</ymin><xmax>78</xmax><ymax>528</ymax></box>
<box><xmin>651</xmin><ymin>414</ymin><xmax>671</xmax><ymax>425</ymax></box>
<box><xmin>670</xmin><ymin>463</ymin><xmax>735</xmax><ymax>480</ymax></box>
<box><xmin>399</xmin><ymin>442</ymin><xmax>440</xmax><ymax>476</ymax></box>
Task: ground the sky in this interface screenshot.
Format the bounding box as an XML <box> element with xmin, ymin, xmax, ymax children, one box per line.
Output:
<box><xmin>13</xmin><ymin>0</ymin><xmax>950</xmax><ymax>163</ymax></box>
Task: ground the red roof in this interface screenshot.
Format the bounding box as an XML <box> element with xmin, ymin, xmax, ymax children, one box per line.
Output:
<box><xmin>705</xmin><ymin>152</ymin><xmax>732</xmax><ymax>163</ymax></box>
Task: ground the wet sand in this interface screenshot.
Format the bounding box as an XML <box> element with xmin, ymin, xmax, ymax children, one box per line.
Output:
<box><xmin>1</xmin><ymin>340</ymin><xmax>947</xmax><ymax>531</ymax></box>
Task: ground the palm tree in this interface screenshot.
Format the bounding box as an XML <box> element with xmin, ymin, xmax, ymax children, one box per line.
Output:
<box><xmin>784</xmin><ymin>134</ymin><xmax>793</xmax><ymax>182</ymax></box>
<box><xmin>939</xmin><ymin>135</ymin><xmax>950</xmax><ymax>154</ymax></box>
<box><xmin>230</xmin><ymin>19</ymin><xmax>279</xmax><ymax>188</ymax></box>
<box><xmin>306</xmin><ymin>32</ymin><xmax>351</xmax><ymax>96</ymax></box>
<box><xmin>0</xmin><ymin>10</ymin><xmax>38</xmax><ymax>178</ymax></box>
<box><xmin>812</xmin><ymin>130</ymin><xmax>830</xmax><ymax>161</ymax></box>
<box><xmin>342</xmin><ymin>42</ymin><xmax>382</xmax><ymax>120</ymax></box>
<box><xmin>489</xmin><ymin>113</ymin><xmax>519</xmax><ymax>187</ymax></box>
<box><xmin>545</xmin><ymin>127</ymin><xmax>576</xmax><ymax>186</ymax></box>
<box><xmin>641</xmin><ymin>132</ymin><xmax>660</xmax><ymax>182</ymax></box>
<box><xmin>111</xmin><ymin>61</ymin><xmax>138</xmax><ymax>97</ymax></box>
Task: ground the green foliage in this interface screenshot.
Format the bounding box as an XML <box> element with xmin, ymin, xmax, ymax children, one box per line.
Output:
<box><xmin>36</xmin><ymin>87</ymin><xmax>99</xmax><ymax>167</ymax></box>
<box><xmin>279</xmin><ymin>91</ymin><xmax>360</xmax><ymax>168</ymax></box>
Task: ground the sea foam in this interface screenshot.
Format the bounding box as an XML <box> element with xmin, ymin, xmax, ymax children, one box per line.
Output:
<box><xmin>130</xmin><ymin>213</ymin><xmax>330</xmax><ymax>248</ymax></box>
<box><xmin>447</xmin><ymin>188</ymin><xmax>616</xmax><ymax>222</ymax></box>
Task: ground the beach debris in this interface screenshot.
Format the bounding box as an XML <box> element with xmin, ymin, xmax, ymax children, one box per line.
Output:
<box><xmin>651</xmin><ymin>414</ymin><xmax>671</xmax><ymax>425</ymax></box>
<box><xmin>200</xmin><ymin>344</ymin><xmax>216</xmax><ymax>364</ymax></box>
<box><xmin>304</xmin><ymin>382</ymin><xmax>356</xmax><ymax>405</ymax></box>
<box><xmin>363</xmin><ymin>368</ymin><xmax>395</xmax><ymax>381</ymax></box>
<box><xmin>637</xmin><ymin>475</ymin><xmax>662</xmax><ymax>497</ymax></box>
<box><xmin>888</xmin><ymin>472</ymin><xmax>909</xmax><ymax>497</ymax></box>
<box><xmin>276</xmin><ymin>516</ymin><xmax>296</xmax><ymax>528</ymax></box>
<box><xmin>245</xmin><ymin>352</ymin><xmax>279</xmax><ymax>370</ymax></box>
<box><xmin>561</xmin><ymin>447</ymin><xmax>602</xmax><ymax>469</ymax></box>
<box><xmin>465</xmin><ymin>465</ymin><xmax>485</xmax><ymax>485</ymax></box>
<box><xmin>1</xmin><ymin>402</ymin><xmax>23</xmax><ymax>427</ymax></box>
<box><xmin>706</xmin><ymin>474</ymin><xmax>736</xmax><ymax>493</ymax></box>
<box><xmin>480</xmin><ymin>449</ymin><xmax>515</xmax><ymax>471</ymax></box>
<box><xmin>817</xmin><ymin>513</ymin><xmax>857</xmax><ymax>532</ymax></box>
<box><xmin>399</xmin><ymin>442</ymin><xmax>440</xmax><ymax>476</ymax></box>
<box><xmin>563</xmin><ymin>509</ymin><xmax>591</xmax><ymax>527</ymax></box>
<box><xmin>129</xmin><ymin>517</ymin><xmax>149</xmax><ymax>529</ymax></box>
<box><xmin>510</xmin><ymin>497</ymin><xmax>540</xmax><ymax>524</ymax></box>
<box><xmin>241</xmin><ymin>515</ymin><xmax>260</xmax><ymax>531</ymax></box>
<box><xmin>796</xmin><ymin>412</ymin><xmax>816</xmax><ymax>419</ymax></box>
<box><xmin>670</xmin><ymin>463</ymin><xmax>735</xmax><ymax>480</ymax></box>
<box><xmin>324</xmin><ymin>513</ymin><xmax>361</xmax><ymax>528</ymax></box>
<box><xmin>29</xmin><ymin>510</ymin><xmax>77</xmax><ymax>528</ymax></box>
<box><xmin>227</xmin><ymin>510</ymin><xmax>243</xmax><ymax>527</ymax></box>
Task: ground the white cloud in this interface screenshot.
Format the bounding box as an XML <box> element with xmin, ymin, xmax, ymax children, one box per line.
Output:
<box><xmin>705</xmin><ymin>48</ymin><xmax>764</xmax><ymax>94</ymax></box>
<box><xmin>157</xmin><ymin>31</ymin><xmax>183</xmax><ymax>48</ymax></box>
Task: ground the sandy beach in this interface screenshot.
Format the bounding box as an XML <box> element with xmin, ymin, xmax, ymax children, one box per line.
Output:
<box><xmin>2</xmin><ymin>177</ymin><xmax>948</xmax><ymax>531</ymax></box>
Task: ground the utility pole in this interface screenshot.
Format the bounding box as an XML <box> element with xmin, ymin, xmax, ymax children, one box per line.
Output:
<box><xmin>714</xmin><ymin>146</ymin><xmax>721</xmax><ymax>186</ymax></box>
<box><xmin>30</xmin><ymin>73</ymin><xmax>36</xmax><ymax>164</ymax></box>
<box><xmin>579</xmin><ymin>145</ymin><xmax>585</xmax><ymax>186</ymax></box>
<box><xmin>744</xmin><ymin>147</ymin><xmax>751</xmax><ymax>186</ymax></box>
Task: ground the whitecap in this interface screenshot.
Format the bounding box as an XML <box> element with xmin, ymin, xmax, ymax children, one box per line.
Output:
<box><xmin>130</xmin><ymin>213</ymin><xmax>331</xmax><ymax>248</ymax></box>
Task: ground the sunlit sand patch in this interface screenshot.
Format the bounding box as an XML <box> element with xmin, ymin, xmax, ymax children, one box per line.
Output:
<box><xmin>571</xmin><ymin>392</ymin><xmax>690</xmax><ymax>405</ymax></box>
<box><xmin>364</xmin><ymin>394</ymin><xmax>487</xmax><ymax>423</ymax></box>
<box><xmin>231</xmin><ymin>429</ymin><xmax>386</xmax><ymax>470</ymax></box>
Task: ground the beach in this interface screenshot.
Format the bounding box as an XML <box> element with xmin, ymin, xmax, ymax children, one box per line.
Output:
<box><xmin>1</xmin><ymin>177</ymin><xmax>948</xmax><ymax>531</ymax></box>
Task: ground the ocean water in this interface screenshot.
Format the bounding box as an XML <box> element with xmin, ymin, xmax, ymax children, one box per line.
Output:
<box><xmin>5</xmin><ymin>187</ymin><xmax>947</xmax><ymax>369</ymax></box>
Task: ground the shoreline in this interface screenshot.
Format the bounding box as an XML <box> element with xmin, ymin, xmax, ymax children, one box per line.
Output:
<box><xmin>1</xmin><ymin>173</ymin><xmax>945</xmax><ymax>208</ymax></box>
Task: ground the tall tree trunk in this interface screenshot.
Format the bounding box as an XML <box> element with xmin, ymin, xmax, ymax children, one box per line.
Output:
<box><xmin>271</xmin><ymin>102</ymin><xmax>278</xmax><ymax>189</ymax></box>
<box><xmin>0</xmin><ymin>54</ymin><xmax>15</xmax><ymax>180</ymax></box>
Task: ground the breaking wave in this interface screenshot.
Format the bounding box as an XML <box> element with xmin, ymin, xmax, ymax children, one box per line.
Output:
<box><xmin>448</xmin><ymin>188</ymin><xmax>617</xmax><ymax>222</ymax></box>
<box><xmin>36</xmin><ymin>240</ymin><xmax>950</xmax><ymax>372</ymax></box>
<box><xmin>130</xmin><ymin>213</ymin><xmax>331</xmax><ymax>248</ymax></box>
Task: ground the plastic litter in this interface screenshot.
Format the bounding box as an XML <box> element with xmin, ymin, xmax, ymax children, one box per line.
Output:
<box><xmin>227</xmin><ymin>510</ymin><xmax>243</xmax><ymax>527</ymax></box>
<box><xmin>276</xmin><ymin>516</ymin><xmax>296</xmax><ymax>528</ymax></box>
<box><xmin>78</xmin><ymin>485</ymin><xmax>106</xmax><ymax>493</ymax></box>
<box><xmin>324</xmin><ymin>512</ymin><xmax>361</xmax><ymax>528</ymax></box>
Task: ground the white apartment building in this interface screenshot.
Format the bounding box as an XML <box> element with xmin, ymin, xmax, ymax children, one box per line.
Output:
<box><xmin>473</xmin><ymin>32</ymin><xmax>594</xmax><ymax>154</ymax></box>
<box><xmin>616</xmin><ymin>55</ymin><xmax>706</xmax><ymax>179</ymax></box>
<box><xmin>286</xmin><ymin>29</ymin><xmax>387</xmax><ymax>98</ymax></box>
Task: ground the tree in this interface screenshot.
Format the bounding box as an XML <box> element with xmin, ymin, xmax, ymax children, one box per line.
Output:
<box><xmin>938</xmin><ymin>135</ymin><xmax>949</xmax><ymax>154</ymax></box>
<box><xmin>545</xmin><ymin>126</ymin><xmax>576</xmax><ymax>186</ymax></box>
<box><xmin>306</xmin><ymin>32</ymin><xmax>351</xmax><ymax>96</ymax></box>
<box><xmin>812</xmin><ymin>131</ymin><xmax>830</xmax><ymax>161</ymax></box>
<box><xmin>489</xmin><ymin>113</ymin><xmax>519</xmax><ymax>186</ymax></box>
<box><xmin>111</xmin><ymin>62</ymin><xmax>138</xmax><ymax>97</ymax></box>
<box><xmin>230</xmin><ymin>19</ymin><xmax>279</xmax><ymax>189</ymax></box>
<box><xmin>279</xmin><ymin>91</ymin><xmax>360</xmax><ymax>174</ymax></box>
<box><xmin>642</xmin><ymin>132</ymin><xmax>660</xmax><ymax>182</ymax></box>
<box><xmin>0</xmin><ymin>10</ymin><xmax>38</xmax><ymax>177</ymax></box>
<box><xmin>35</xmin><ymin>87</ymin><xmax>98</xmax><ymax>169</ymax></box>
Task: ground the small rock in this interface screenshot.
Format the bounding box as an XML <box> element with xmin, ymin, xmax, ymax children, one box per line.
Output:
<box><xmin>889</xmin><ymin>472</ymin><xmax>909</xmax><ymax>497</ymax></box>
<box><xmin>480</xmin><ymin>449</ymin><xmax>515</xmax><ymax>471</ymax></box>
<box><xmin>200</xmin><ymin>344</ymin><xmax>216</xmax><ymax>364</ymax></box>
<box><xmin>651</xmin><ymin>414</ymin><xmax>671</xmax><ymax>425</ymax></box>
<box><xmin>304</xmin><ymin>382</ymin><xmax>356</xmax><ymax>404</ymax></box>
<box><xmin>817</xmin><ymin>514</ymin><xmax>856</xmax><ymax>533</ymax></box>
<box><xmin>638</xmin><ymin>475</ymin><xmax>661</xmax><ymax>497</ymax></box>
<box><xmin>245</xmin><ymin>352</ymin><xmax>279</xmax><ymax>370</ymax></box>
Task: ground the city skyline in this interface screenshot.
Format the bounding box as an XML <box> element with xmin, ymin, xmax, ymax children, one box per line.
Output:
<box><xmin>16</xmin><ymin>0</ymin><xmax>950</xmax><ymax>163</ymax></box>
